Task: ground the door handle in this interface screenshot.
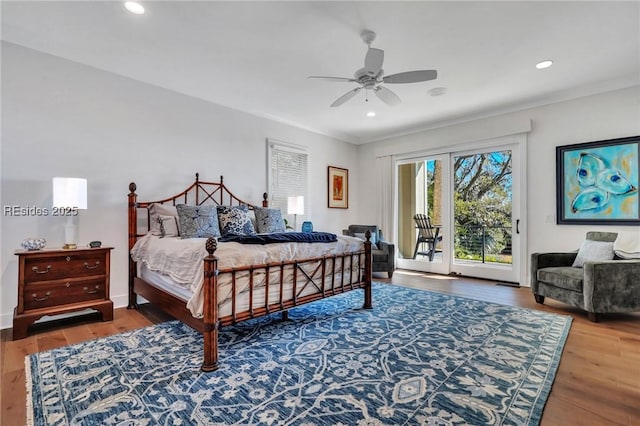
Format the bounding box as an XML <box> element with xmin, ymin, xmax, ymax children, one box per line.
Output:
<box><xmin>516</xmin><ymin>219</ymin><xmax>520</xmax><ymax>234</ymax></box>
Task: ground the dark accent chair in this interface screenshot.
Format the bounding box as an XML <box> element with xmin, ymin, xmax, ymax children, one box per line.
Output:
<box><xmin>531</xmin><ymin>231</ymin><xmax>640</xmax><ymax>322</ymax></box>
<box><xmin>343</xmin><ymin>225</ymin><xmax>395</xmax><ymax>278</ymax></box>
<box><xmin>412</xmin><ymin>214</ymin><xmax>441</xmax><ymax>261</ymax></box>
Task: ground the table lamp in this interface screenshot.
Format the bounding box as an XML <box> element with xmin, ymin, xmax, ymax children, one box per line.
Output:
<box><xmin>287</xmin><ymin>195</ymin><xmax>304</xmax><ymax>232</ymax></box>
<box><xmin>52</xmin><ymin>177</ymin><xmax>87</xmax><ymax>249</ymax></box>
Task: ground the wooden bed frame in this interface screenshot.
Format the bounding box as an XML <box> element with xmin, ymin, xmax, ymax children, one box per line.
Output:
<box><xmin>128</xmin><ymin>174</ymin><xmax>372</xmax><ymax>372</ymax></box>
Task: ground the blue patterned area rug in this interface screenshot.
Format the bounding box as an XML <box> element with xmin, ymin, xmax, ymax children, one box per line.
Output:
<box><xmin>27</xmin><ymin>283</ymin><xmax>571</xmax><ymax>425</ymax></box>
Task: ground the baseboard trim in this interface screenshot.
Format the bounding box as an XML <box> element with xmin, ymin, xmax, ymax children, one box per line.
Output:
<box><xmin>495</xmin><ymin>281</ymin><xmax>521</xmax><ymax>288</ymax></box>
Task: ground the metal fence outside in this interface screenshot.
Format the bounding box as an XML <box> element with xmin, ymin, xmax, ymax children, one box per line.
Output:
<box><xmin>454</xmin><ymin>225</ymin><xmax>512</xmax><ymax>264</ymax></box>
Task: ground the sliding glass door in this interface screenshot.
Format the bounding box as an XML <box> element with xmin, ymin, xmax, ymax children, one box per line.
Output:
<box><xmin>395</xmin><ymin>142</ymin><xmax>524</xmax><ymax>283</ymax></box>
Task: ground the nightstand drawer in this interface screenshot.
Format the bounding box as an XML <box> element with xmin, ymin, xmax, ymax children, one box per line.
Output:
<box><xmin>23</xmin><ymin>278</ymin><xmax>106</xmax><ymax>310</ymax></box>
<box><xmin>24</xmin><ymin>252</ymin><xmax>106</xmax><ymax>282</ymax></box>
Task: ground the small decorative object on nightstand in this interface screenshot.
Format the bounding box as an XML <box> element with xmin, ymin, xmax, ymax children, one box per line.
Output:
<box><xmin>13</xmin><ymin>246</ymin><xmax>113</xmax><ymax>340</ymax></box>
<box><xmin>21</xmin><ymin>237</ymin><xmax>46</xmax><ymax>251</ymax></box>
<box><xmin>301</xmin><ymin>221</ymin><xmax>313</xmax><ymax>233</ymax></box>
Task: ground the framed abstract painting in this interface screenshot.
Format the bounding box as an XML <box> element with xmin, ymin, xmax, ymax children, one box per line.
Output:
<box><xmin>328</xmin><ymin>166</ymin><xmax>348</xmax><ymax>209</ymax></box>
<box><xmin>556</xmin><ymin>135</ymin><xmax>639</xmax><ymax>225</ymax></box>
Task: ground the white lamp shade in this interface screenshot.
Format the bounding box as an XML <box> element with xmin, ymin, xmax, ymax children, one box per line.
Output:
<box><xmin>53</xmin><ymin>177</ymin><xmax>87</xmax><ymax>209</ymax></box>
<box><xmin>287</xmin><ymin>196</ymin><xmax>304</xmax><ymax>215</ymax></box>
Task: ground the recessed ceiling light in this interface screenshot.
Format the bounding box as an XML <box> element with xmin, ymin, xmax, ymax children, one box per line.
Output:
<box><xmin>366</xmin><ymin>111</ymin><xmax>376</xmax><ymax>118</ymax></box>
<box><xmin>536</xmin><ymin>60</ymin><xmax>553</xmax><ymax>69</ymax></box>
<box><xmin>125</xmin><ymin>1</ymin><xmax>145</xmax><ymax>14</ymax></box>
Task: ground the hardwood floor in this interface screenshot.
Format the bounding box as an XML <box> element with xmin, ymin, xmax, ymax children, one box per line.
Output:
<box><xmin>2</xmin><ymin>270</ymin><xmax>639</xmax><ymax>425</ymax></box>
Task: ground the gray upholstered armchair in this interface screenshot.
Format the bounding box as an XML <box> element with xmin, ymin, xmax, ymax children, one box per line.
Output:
<box><xmin>343</xmin><ymin>225</ymin><xmax>395</xmax><ymax>278</ymax></box>
<box><xmin>531</xmin><ymin>231</ymin><xmax>640</xmax><ymax>322</ymax></box>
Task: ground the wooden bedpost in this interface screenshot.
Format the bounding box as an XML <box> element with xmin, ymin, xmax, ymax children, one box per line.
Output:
<box><xmin>195</xmin><ymin>173</ymin><xmax>200</xmax><ymax>204</ymax></box>
<box><xmin>127</xmin><ymin>182</ymin><xmax>139</xmax><ymax>309</ymax></box>
<box><xmin>262</xmin><ymin>192</ymin><xmax>269</xmax><ymax>207</ymax></box>
<box><xmin>363</xmin><ymin>230</ymin><xmax>373</xmax><ymax>309</ymax></box>
<box><xmin>202</xmin><ymin>237</ymin><xmax>220</xmax><ymax>372</ymax></box>
<box><xmin>220</xmin><ymin>175</ymin><xmax>225</xmax><ymax>205</ymax></box>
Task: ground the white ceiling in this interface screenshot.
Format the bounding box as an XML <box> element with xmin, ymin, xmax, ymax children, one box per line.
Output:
<box><xmin>2</xmin><ymin>1</ymin><xmax>639</xmax><ymax>144</ymax></box>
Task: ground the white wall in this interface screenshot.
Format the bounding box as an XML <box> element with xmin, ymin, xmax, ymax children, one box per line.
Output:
<box><xmin>356</xmin><ymin>86</ymin><xmax>640</xmax><ymax>282</ymax></box>
<box><xmin>0</xmin><ymin>43</ymin><xmax>360</xmax><ymax>328</ymax></box>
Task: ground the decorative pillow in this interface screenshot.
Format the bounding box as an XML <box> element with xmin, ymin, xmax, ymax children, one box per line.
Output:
<box><xmin>254</xmin><ymin>207</ymin><xmax>285</xmax><ymax>233</ymax></box>
<box><xmin>572</xmin><ymin>239</ymin><xmax>615</xmax><ymax>267</ymax></box>
<box><xmin>353</xmin><ymin>232</ymin><xmax>378</xmax><ymax>250</ymax></box>
<box><xmin>148</xmin><ymin>203</ymin><xmax>179</xmax><ymax>236</ymax></box>
<box><xmin>217</xmin><ymin>205</ymin><xmax>256</xmax><ymax>236</ymax></box>
<box><xmin>176</xmin><ymin>205</ymin><xmax>221</xmax><ymax>238</ymax></box>
<box><xmin>158</xmin><ymin>215</ymin><xmax>180</xmax><ymax>238</ymax></box>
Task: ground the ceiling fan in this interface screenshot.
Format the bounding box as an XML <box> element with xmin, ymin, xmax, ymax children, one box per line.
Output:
<box><xmin>308</xmin><ymin>29</ymin><xmax>438</xmax><ymax>108</ymax></box>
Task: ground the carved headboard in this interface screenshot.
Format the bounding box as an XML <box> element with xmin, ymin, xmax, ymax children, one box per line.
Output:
<box><xmin>127</xmin><ymin>173</ymin><xmax>268</xmax><ymax>250</ymax></box>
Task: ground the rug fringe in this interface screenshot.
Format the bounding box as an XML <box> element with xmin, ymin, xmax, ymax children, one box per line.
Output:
<box><xmin>25</xmin><ymin>355</ymin><xmax>34</xmax><ymax>426</ymax></box>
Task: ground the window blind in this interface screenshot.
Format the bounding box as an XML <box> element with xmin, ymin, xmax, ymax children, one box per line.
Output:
<box><xmin>267</xmin><ymin>140</ymin><xmax>308</xmax><ymax>226</ymax></box>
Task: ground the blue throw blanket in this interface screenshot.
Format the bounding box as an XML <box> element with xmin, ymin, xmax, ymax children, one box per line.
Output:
<box><xmin>219</xmin><ymin>232</ymin><xmax>338</xmax><ymax>244</ymax></box>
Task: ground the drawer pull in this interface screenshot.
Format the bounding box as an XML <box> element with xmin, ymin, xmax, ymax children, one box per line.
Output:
<box><xmin>84</xmin><ymin>285</ymin><xmax>100</xmax><ymax>294</ymax></box>
<box><xmin>32</xmin><ymin>265</ymin><xmax>52</xmax><ymax>274</ymax></box>
<box><xmin>32</xmin><ymin>291</ymin><xmax>51</xmax><ymax>301</ymax></box>
<box><xmin>84</xmin><ymin>261</ymin><xmax>101</xmax><ymax>270</ymax></box>
<box><xmin>66</xmin><ymin>256</ymin><xmax>71</xmax><ymax>262</ymax></box>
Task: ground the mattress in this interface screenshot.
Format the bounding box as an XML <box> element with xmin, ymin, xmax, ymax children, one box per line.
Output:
<box><xmin>140</xmin><ymin>264</ymin><xmax>192</xmax><ymax>302</ymax></box>
<box><xmin>131</xmin><ymin>234</ymin><xmax>364</xmax><ymax>318</ymax></box>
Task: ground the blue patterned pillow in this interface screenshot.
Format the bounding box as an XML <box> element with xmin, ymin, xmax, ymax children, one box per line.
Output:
<box><xmin>176</xmin><ymin>205</ymin><xmax>221</xmax><ymax>238</ymax></box>
<box><xmin>254</xmin><ymin>207</ymin><xmax>285</xmax><ymax>233</ymax></box>
<box><xmin>217</xmin><ymin>205</ymin><xmax>256</xmax><ymax>236</ymax></box>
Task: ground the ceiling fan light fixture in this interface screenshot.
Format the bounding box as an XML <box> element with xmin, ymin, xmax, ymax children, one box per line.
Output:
<box><xmin>125</xmin><ymin>1</ymin><xmax>145</xmax><ymax>14</ymax></box>
<box><xmin>535</xmin><ymin>60</ymin><xmax>553</xmax><ymax>69</ymax></box>
<box><xmin>366</xmin><ymin>111</ymin><xmax>376</xmax><ymax>117</ymax></box>
<box><xmin>309</xmin><ymin>30</ymin><xmax>438</xmax><ymax>108</ymax></box>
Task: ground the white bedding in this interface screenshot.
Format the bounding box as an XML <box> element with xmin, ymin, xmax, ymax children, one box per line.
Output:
<box><xmin>131</xmin><ymin>234</ymin><xmax>364</xmax><ymax>318</ymax></box>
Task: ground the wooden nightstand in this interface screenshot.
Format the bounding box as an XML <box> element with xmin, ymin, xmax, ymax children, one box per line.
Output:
<box><xmin>13</xmin><ymin>246</ymin><xmax>114</xmax><ymax>340</ymax></box>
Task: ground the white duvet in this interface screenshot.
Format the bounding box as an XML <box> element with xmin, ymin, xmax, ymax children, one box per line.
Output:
<box><xmin>130</xmin><ymin>234</ymin><xmax>364</xmax><ymax>317</ymax></box>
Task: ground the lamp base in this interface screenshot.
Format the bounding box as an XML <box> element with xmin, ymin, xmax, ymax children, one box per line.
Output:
<box><xmin>62</xmin><ymin>243</ymin><xmax>77</xmax><ymax>250</ymax></box>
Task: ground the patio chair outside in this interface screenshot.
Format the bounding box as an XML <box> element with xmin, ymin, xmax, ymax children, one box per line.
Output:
<box><xmin>413</xmin><ymin>214</ymin><xmax>441</xmax><ymax>261</ymax></box>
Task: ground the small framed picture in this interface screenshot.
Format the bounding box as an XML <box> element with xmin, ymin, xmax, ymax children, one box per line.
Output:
<box><xmin>328</xmin><ymin>166</ymin><xmax>348</xmax><ymax>209</ymax></box>
<box><xmin>556</xmin><ymin>135</ymin><xmax>639</xmax><ymax>225</ymax></box>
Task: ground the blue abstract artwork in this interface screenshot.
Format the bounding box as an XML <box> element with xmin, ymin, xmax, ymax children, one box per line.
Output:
<box><xmin>558</xmin><ymin>137</ymin><xmax>639</xmax><ymax>224</ymax></box>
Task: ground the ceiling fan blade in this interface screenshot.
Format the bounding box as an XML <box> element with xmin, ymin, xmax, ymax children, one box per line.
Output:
<box><xmin>308</xmin><ymin>76</ymin><xmax>357</xmax><ymax>83</ymax></box>
<box><xmin>374</xmin><ymin>86</ymin><xmax>401</xmax><ymax>106</ymax></box>
<box><xmin>330</xmin><ymin>87</ymin><xmax>361</xmax><ymax>107</ymax></box>
<box><xmin>364</xmin><ymin>47</ymin><xmax>384</xmax><ymax>76</ymax></box>
<box><xmin>383</xmin><ymin>70</ymin><xmax>437</xmax><ymax>84</ymax></box>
